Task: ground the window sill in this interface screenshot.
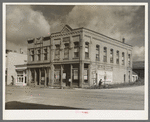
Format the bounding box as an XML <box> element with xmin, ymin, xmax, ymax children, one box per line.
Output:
<box><xmin>63</xmin><ymin>58</ymin><xmax>69</xmax><ymax>60</ymax></box>
<box><xmin>73</xmin><ymin>57</ymin><xmax>79</xmax><ymax>59</ymax></box>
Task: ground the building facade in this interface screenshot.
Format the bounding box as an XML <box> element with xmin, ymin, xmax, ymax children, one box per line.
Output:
<box><xmin>27</xmin><ymin>25</ymin><xmax>133</xmax><ymax>88</ymax></box>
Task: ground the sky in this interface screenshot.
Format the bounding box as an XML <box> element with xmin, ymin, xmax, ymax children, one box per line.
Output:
<box><xmin>6</xmin><ymin>5</ymin><xmax>145</xmax><ymax>61</ymax></box>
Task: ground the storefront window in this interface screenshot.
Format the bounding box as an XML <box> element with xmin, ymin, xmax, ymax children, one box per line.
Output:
<box><xmin>73</xmin><ymin>69</ymin><xmax>78</xmax><ymax>80</ymax></box>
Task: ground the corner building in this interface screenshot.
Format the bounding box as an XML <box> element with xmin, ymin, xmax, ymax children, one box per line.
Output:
<box><xmin>27</xmin><ymin>25</ymin><xmax>133</xmax><ymax>88</ymax></box>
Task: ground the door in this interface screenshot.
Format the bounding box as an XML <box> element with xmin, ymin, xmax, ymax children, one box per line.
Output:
<box><xmin>72</xmin><ymin>68</ymin><xmax>79</xmax><ymax>86</ymax></box>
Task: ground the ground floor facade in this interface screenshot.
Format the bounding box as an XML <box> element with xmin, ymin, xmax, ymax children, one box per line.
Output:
<box><xmin>27</xmin><ymin>62</ymin><xmax>132</xmax><ymax>88</ymax></box>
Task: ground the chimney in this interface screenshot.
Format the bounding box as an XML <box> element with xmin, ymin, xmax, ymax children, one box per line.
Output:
<box><xmin>122</xmin><ymin>38</ymin><xmax>125</xmax><ymax>43</ymax></box>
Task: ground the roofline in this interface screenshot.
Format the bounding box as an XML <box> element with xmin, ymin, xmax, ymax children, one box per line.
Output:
<box><xmin>82</xmin><ymin>27</ymin><xmax>133</xmax><ymax>47</ymax></box>
<box><xmin>50</xmin><ymin>26</ymin><xmax>132</xmax><ymax>47</ymax></box>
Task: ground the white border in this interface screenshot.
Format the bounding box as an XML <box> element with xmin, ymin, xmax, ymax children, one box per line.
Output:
<box><xmin>3</xmin><ymin>3</ymin><xmax>148</xmax><ymax>120</ymax></box>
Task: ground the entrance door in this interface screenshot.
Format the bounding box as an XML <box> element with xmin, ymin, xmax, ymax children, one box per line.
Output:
<box><xmin>54</xmin><ymin>70</ymin><xmax>61</xmax><ymax>85</ymax></box>
<box><xmin>72</xmin><ymin>68</ymin><xmax>79</xmax><ymax>87</ymax></box>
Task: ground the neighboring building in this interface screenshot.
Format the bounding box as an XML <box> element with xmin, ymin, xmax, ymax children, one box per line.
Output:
<box><xmin>6</xmin><ymin>50</ymin><xmax>27</xmax><ymax>86</ymax></box>
<box><xmin>132</xmin><ymin>71</ymin><xmax>138</xmax><ymax>82</ymax></box>
<box><xmin>27</xmin><ymin>25</ymin><xmax>133</xmax><ymax>88</ymax></box>
<box><xmin>132</xmin><ymin>61</ymin><xmax>144</xmax><ymax>79</ymax></box>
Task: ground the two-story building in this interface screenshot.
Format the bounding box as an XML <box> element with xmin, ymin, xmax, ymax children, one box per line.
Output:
<box><xmin>27</xmin><ymin>25</ymin><xmax>133</xmax><ymax>88</ymax></box>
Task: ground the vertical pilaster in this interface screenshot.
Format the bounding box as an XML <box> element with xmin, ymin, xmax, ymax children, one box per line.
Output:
<box><xmin>88</xmin><ymin>63</ymin><xmax>92</xmax><ymax>86</ymax></box>
<box><xmin>80</xmin><ymin>34</ymin><xmax>84</xmax><ymax>61</ymax></box>
<box><xmin>45</xmin><ymin>68</ymin><xmax>47</xmax><ymax>87</ymax></box>
<box><xmin>107</xmin><ymin>47</ymin><xmax>110</xmax><ymax>64</ymax></box>
<box><xmin>39</xmin><ymin>68</ymin><xmax>41</xmax><ymax>85</ymax></box>
<box><xmin>70</xmin><ymin>64</ymin><xmax>73</xmax><ymax>87</ymax></box>
<box><xmin>119</xmin><ymin>51</ymin><xmax>122</xmax><ymax>66</ymax></box>
<box><xmin>48</xmin><ymin>67</ymin><xmax>51</xmax><ymax>86</ymax></box>
<box><xmin>26</xmin><ymin>69</ymin><xmax>29</xmax><ymax>85</ymax></box>
<box><xmin>34</xmin><ymin>69</ymin><xmax>37</xmax><ymax>85</ymax></box>
<box><xmin>60</xmin><ymin>65</ymin><xmax>63</xmax><ymax>88</ymax></box>
<box><xmin>79</xmin><ymin>62</ymin><xmax>84</xmax><ymax>88</ymax></box>
<box><xmin>100</xmin><ymin>45</ymin><xmax>103</xmax><ymax>63</ymax></box>
<box><xmin>50</xmin><ymin>64</ymin><xmax>54</xmax><ymax>87</ymax></box>
<box><xmin>113</xmin><ymin>49</ymin><xmax>116</xmax><ymax>65</ymax></box>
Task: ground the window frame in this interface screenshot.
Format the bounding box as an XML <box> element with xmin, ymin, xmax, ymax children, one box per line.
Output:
<box><xmin>103</xmin><ymin>47</ymin><xmax>107</xmax><ymax>62</ymax></box>
<box><xmin>85</xmin><ymin>42</ymin><xmax>89</xmax><ymax>59</ymax></box>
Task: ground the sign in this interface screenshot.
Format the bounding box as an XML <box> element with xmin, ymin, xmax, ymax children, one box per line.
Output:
<box><xmin>63</xmin><ymin>73</ymin><xmax>66</xmax><ymax>79</ymax></box>
<box><xmin>84</xmin><ymin>76</ymin><xmax>87</xmax><ymax>80</ymax></box>
<box><xmin>97</xmin><ymin>70</ymin><xmax>113</xmax><ymax>83</ymax></box>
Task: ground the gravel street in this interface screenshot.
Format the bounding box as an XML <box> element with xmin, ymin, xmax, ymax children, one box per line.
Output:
<box><xmin>5</xmin><ymin>85</ymin><xmax>144</xmax><ymax>110</ymax></box>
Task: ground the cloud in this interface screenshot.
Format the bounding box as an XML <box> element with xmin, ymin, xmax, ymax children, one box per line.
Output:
<box><xmin>64</xmin><ymin>5</ymin><xmax>144</xmax><ymax>42</ymax></box>
<box><xmin>53</xmin><ymin>5</ymin><xmax>144</xmax><ymax>61</ymax></box>
<box><xmin>132</xmin><ymin>46</ymin><xmax>145</xmax><ymax>61</ymax></box>
<box><xmin>6</xmin><ymin>5</ymin><xmax>50</xmax><ymax>54</ymax></box>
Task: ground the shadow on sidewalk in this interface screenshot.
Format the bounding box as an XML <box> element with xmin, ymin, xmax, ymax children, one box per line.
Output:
<box><xmin>5</xmin><ymin>101</ymin><xmax>86</xmax><ymax>110</ymax></box>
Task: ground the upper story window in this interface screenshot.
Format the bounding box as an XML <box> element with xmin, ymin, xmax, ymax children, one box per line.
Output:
<box><xmin>37</xmin><ymin>49</ymin><xmax>41</xmax><ymax>61</ymax></box>
<box><xmin>122</xmin><ymin>52</ymin><xmax>125</xmax><ymax>65</ymax></box>
<box><xmin>74</xmin><ymin>42</ymin><xmax>79</xmax><ymax>58</ymax></box>
<box><xmin>85</xmin><ymin>42</ymin><xmax>89</xmax><ymax>59</ymax></box>
<box><xmin>55</xmin><ymin>45</ymin><xmax>60</xmax><ymax>59</ymax></box>
<box><xmin>128</xmin><ymin>54</ymin><xmax>131</xmax><ymax>66</ymax></box>
<box><xmin>30</xmin><ymin>49</ymin><xmax>34</xmax><ymax>61</ymax></box>
<box><xmin>116</xmin><ymin>50</ymin><xmax>119</xmax><ymax>64</ymax></box>
<box><xmin>43</xmin><ymin>47</ymin><xmax>48</xmax><ymax>60</ymax></box>
<box><xmin>103</xmin><ymin>47</ymin><xmax>107</xmax><ymax>62</ymax></box>
<box><xmin>64</xmin><ymin>43</ymin><xmax>69</xmax><ymax>59</ymax></box>
<box><xmin>110</xmin><ymin>49</ymin><xmax>113</xmax><ymax>63</ymax></box>
<box><xmin>96</xmin><ymin>45</ymin><xmax>100</xmax><ymax>61</ymax></box>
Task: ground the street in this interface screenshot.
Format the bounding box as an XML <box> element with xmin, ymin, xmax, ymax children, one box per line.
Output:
<box><xmin>5</xmin><ymin>85</ymin><xmax>144</xmax><ymax>110</ymax></box>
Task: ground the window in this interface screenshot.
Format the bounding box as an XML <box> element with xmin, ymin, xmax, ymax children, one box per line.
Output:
<box><xmin>17</xmin><ymin>71</ymin><xmax>23</xmax><ymax>82</ymax></box>
<box><xmin>74</xmin><ymin>42</ymin><xmax>79</xmax><ymax>58</ymax></box>
<box><xmin>55</xmin><ymin>45</ymin><xmax>60</xmax><ymax>59</ymax></box>
<box><xmin>64</xmin><ymin>43</ymin><xmax>69</xmax><ymax>59</ymax></box>
<box><xmin>85</xmin><ymin>42</ymin><xmax>89</xmax><ymax>59</ymax></box>
<box><xmin>37</xmin><ymin>49</ymin><xmax>41</xmax><ymax>61</ymax></box>
<box><xmin>110</xmin><ymin>49</ymin><xmax>113</xmax><ymax>63</ymax></box>
<box><xmin>96</xmin><ymin>45</ymin><xmax>100</xmax><ymax>61</ymax></box>
<box><xmin>116</xmin><ymin>50</ymin><xmax>119</xmax><ymax>64</ymax></box>
<box><xmin>122</xmin><ymin>52</ymin><xmax>125</xmax><ymax>65</ymax></box>
<box><xmin>103</xmin><ymin>47</ymin><xmax>107</xmax><ymax>62</ymax></box>
<box><xmin>30</xmin><ymin>49</ymin><xmax>34</xmax><ymax>61</ymax></box>
<box><xmin>43</xmin><ymin>47</ymin><xmax>48</xmax><ymax>60</ymax></box>
<box><xmin>128</xmin><ymin>54</ymin><xmax>131</xmax><ymax>66</ymax></box>
<box><xmin>84</xmin><ymin>64</ymin><xmax>88</xmax><ymax>83</ymax></box>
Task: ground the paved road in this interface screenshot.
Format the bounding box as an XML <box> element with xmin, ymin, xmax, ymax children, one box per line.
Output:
<box><xmin>5</xmin><ymin>85</ymin><xmax>144</xmax><ymax>110</ymax></box>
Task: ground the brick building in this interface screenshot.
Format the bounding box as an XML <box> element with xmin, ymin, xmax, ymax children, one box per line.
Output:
<box><xmin>27</xmin><ymin>25</ymin><xmax>133</xmax><ymax>88</ymax></box>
